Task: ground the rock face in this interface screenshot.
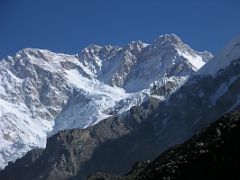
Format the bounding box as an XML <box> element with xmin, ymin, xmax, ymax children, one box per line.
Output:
<box><xmin>136</xmin><ymin>111</ymin><xmax>240</xmax><ymax>180</ymax></box>
<box><xmin>88</xmin><ymin>111</ymin><xmax>240</xmax><ymax>180</ymax></box>
<box><xmin>0</xmin><ymin>34</ymin><xmax>212</xmax><ymax>168</ymax></box>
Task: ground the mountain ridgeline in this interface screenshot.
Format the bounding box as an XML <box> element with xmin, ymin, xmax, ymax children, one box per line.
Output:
<box><xmin>0</xmin><ymin>34</ymin><xmax>240</xmax><ymax>180</ymax></box>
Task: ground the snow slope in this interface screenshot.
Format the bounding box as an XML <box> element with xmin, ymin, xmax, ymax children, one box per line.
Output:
<box><xmin>198</xmin><ymin>34</ymin><xmax>240</xmax><ymax>75</ymax></box>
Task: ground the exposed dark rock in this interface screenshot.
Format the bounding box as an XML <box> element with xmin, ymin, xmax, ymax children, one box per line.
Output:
<box><xmin>89</xmin><ymin>111</ymin><xmax>240</xmax><ymax>180</ymax></box>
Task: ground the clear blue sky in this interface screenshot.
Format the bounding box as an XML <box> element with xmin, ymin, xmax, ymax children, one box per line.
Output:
<box><xmin>0</xmin><ymin>0</ymin><xmax>239</xmax><ymax>58</ymax></box>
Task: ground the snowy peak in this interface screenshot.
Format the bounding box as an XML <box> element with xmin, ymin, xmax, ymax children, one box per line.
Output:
<box><xmin>153</xmin><ymin>33</ymin><xmax>183</xmax><ymax>47</ymax></box>
<box><xmin>122</xmin><ymin>34</ymin><xmax>212</xmax><ymax>92</ymax></box>
<box><xmin>151</xmin><ymin>33</ymin><xmax>194</xmax><ymax>53</ymax></box>
<box><xmin>198</xmin><ymin>34</ymin><xmax>240</xmax><ymax>75</ymax></box>
<box><xmin>145</xmin><ymin>34</ymin><xmax>212</xmax><ymax>70</ymax></box>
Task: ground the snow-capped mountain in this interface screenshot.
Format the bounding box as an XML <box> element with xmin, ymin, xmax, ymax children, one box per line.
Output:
<box><xmin>0</xmin><ymin>34</ymin><xmax>212</xmax><ymax>169</ymax></box>
<box><xmin>0</xmin><ymin>34</ymin><xmax>237</xmax><ymax>180</ymax></box>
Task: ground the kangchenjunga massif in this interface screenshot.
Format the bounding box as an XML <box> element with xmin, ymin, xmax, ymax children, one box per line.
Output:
<box><xmin>0</xmin><ymin>33</ymin><xmax>240</xmax><ymax>179</ymax></box>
